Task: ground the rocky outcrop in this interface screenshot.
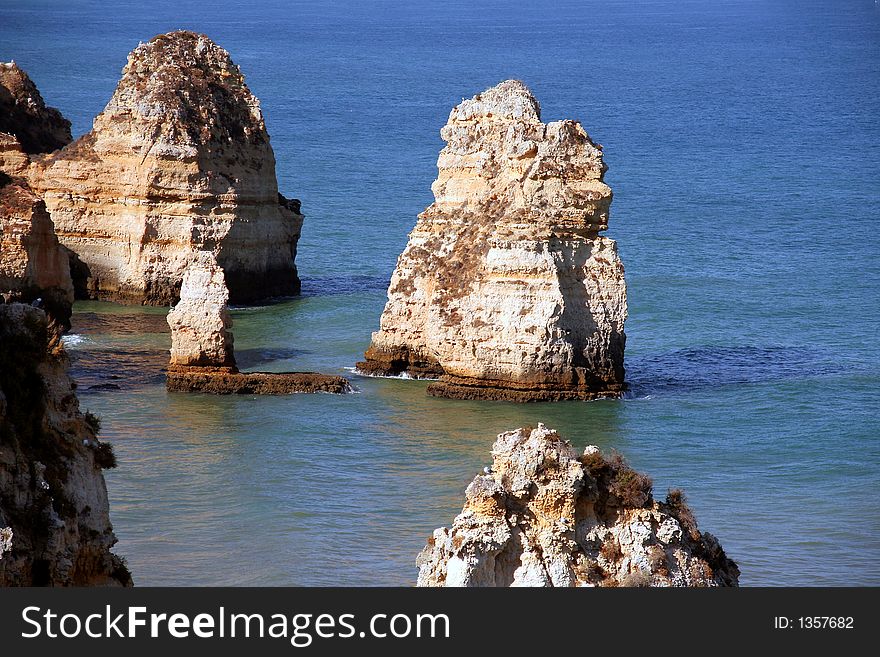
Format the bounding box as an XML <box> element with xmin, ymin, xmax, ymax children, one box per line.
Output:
<box><xmin>165</xmin><ymin>369</ymin><xmax>352</xmax><ymax>395</ymax></box>
<box><xmin>166</xmin><ymin>252</ymin><xmax>351</xmax><ymax>395</ymax></box>
<box><xmin>417</xmin><ymin>424</ymin><xmax>739</xmax><ymax>587</ymax></box>
<box><xmin>0</xmin><ymin>303</ymin><xmax>131</xmax><ymax>586</ymax></box>
<box><xmin>0</xmin><ymin>174</ymin><xmax>74</xmax><ymax>328</ymax></box>
<box><xmin>17</xmin><ymin>31</ymin><xmax>302</xmax><ymax>305</ymax></box>
<box><xmin>0</xmin><ymin>61</ymin><xmax>71</xmax><ymax>173</ymax></box>
<box><xmin>167</xmin><ymin>251</ymin><xmax>235</xmax><ymax>368</ymax></box>
<box><xmin>359</xmin><ymin>80</ymin><xmax>627</xmax><ymax>401</ymax></box>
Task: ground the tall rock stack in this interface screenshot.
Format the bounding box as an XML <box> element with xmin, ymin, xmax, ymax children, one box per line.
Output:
<box><xmin>417</xmin><ymin>424</ymin><xmax>740</xmax><ymax>587</ymax></box>
<box><xmin>22</xmin><ymin>31</ymin><xmax>303</xmax><ymax>305</ymax></box>
<box><xmin>166</xmin><ymin>251</ymin><xmax>236</xmax><ymax>370</ymax></box>
<box><xmin>359</xmin><ymin>80</ymin><xmax>627</xmax><ymax>401</ymax></box>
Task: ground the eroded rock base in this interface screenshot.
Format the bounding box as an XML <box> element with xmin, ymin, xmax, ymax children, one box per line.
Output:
<box><xmin>426</xmin><ymin>376</ymin><xmax>626</xmax><ymax>402</ymax></box>
<box><xmin>356</xmin><ymin>346</ymin><xmax>443</xmax><ymax>379</ymax></box>
<box><xmin>166</xmin><ymin>366</ymin><xmax>352</xmax><ymax>395</ymax></box>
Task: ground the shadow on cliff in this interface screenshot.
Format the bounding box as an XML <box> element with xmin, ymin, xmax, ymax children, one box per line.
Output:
<box><xmin>624</xmin><ymin>345</ymin><xmax>851</xmax><ymax>397</ymax></box>
<box><xmin>553</xmin><ymin>237</ymin><xmax>626</xmax><ymax>387</ymax></box>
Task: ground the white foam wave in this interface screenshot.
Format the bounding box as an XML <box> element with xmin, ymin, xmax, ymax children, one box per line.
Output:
<box><xmin>345</xmin><ymin>366</ymin><xmax>439</xmax><ymax>381</ymax></box>
<box><xmin>62</xmin><ymin>334</ymin><xmax>91</xmax><ymax>347</ymax></box>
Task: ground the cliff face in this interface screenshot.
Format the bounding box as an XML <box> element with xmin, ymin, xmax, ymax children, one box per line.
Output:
<box><xmin>359</xmin><ymin>81</ymin><xmax>627</xmax><ymax>401</ymax></box>
<box><xmin>0</xmin><ymin>174</ymin><xmax>74</xmax><ymax>327</ymax></box>
<box><xmin>0</xmin><ymin>62</ymin><xmax>72</xmax><ymax>161</ymax></box>
<box><xmin>0</xmin><ymin>303</ymin><xmax>131</xmax><ymax>586</ymax></box>
<box><xmin>417</xmin><ymin>424</ymin><xmax>739</xmax><ymax>587</ymax></box>
<box><xmin>23</xmin><ymin>31</ymin><xmax>302</xmax><ymax>305</ymax></box>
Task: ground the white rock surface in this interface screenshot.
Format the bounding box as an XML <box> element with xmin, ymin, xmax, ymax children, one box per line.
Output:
<box><xmin>167</xmin><ymin>251</ymin><xmax>235</xmax><ymax>368</ymax></box>
<box><xmin>360</xmin><ymin>81</ymin><xmax>627</xmax><ymax>401</ymax></box>
<box><xmin>417</xmin><ymin>424</ymin><xmax>740</xmax><ymax>587</ymax></box>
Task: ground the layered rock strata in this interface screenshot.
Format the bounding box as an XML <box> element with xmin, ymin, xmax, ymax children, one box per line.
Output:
<box><xmin>0</xmin><ymin>173</ymin><xmax>74</xmax><ymax>327</ymax></box>
<box><xmin>166</xmin><ymin>253</ymin><xmax>351</xmax><ymax>395</ymax></box>
<box><xmin>417</xmin><ymin>424</ymin><xmax>739</xmax><ymax>587</ymax></box>
<box><xmin>0</xmin><ymin>303</ymin><xmax>131</xmax><ymax>586</ymax></box>
<box><xmin>359</xmin><ymin>80</ymin><xmax>627</xmax><ymax>401</ymax></box>
<box><xmin>13</xmin><ymin>31</ymin><xmax>302</xmax><ymax>305</ymax></box>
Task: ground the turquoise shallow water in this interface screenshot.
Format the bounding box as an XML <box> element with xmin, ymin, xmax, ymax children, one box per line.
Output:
<box><xmin>3</xmin><ymin>0</ymin><xmax>880</xmax><ymax>585</ymax></box>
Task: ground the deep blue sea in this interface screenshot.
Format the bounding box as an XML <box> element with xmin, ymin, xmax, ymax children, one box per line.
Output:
<box><xmin>2</xmin><ymin>0</ymin><xmax>878</xmax><ymax>585</ymax></box>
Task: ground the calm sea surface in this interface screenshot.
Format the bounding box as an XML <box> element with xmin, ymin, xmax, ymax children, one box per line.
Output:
<box><xmin>2</xmin><ymin>0</ymin><xmax>879</xmax><ymax>585</ymax></box>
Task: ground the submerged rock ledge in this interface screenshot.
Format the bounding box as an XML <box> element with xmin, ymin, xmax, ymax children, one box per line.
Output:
<box><xmin>359</xmin><ymin>80</ymin><xmax>627</xmax><ymax>402</ymax></box>
<box><xmin>166</xmin><ymin>366</ymin><xmax>351</xmax><ymax>395</ymax></box>
<box><xmin>417</xmin><ymin>424</ymin><xmax>738</xmax><ymax>587</ymax></box>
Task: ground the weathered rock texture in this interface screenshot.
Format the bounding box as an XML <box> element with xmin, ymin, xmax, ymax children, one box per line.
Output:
<box><xmin>0</xmin><ymin>173</ymin><xmax>74</xmax><ymax>327</ymax></box>
<box><xmin>167</xmin><ymin>250</ymin><xmax>235</xmax><ymax>368</ymax></box>
<box><xmin>166</xmin><ymin>253</ymin><xmax>351</xmax><ymax>395</ymax></box>
<box><xmin>17</xmin><ymin>31</ymin><xmax>302</xmax><ymax>305</ymax></box>
<box><xmin>417</xmin><ymin>424</ymin><xmax>739</xmax><ymax>587</ymax></box>
<box><xmin>359</xmin><ymin>80</ymin><xmax>627</xmax><ymax>401</ymax></box>
<box><xmin>165</xmin><ymin>368</ymin><xmax>352</xmax><ymax>395</ymax></box>
<box><xmin>0</xmin><ymin>61</ymin><xmax>72</xmax><ymax>171</ymax></box>
<box><xmin>0</xmin><ymin>303</ymin><xmax>131</xmax><ymax>586</ymax></box>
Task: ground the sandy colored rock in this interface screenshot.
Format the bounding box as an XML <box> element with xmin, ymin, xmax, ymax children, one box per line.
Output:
<box><xmin>0</xmin><ymin>62</ymin><xmax>71</xmax><ymax>160</ymax></box>
<box><xmin>417</xmin><ymin>424</ymin><xmax>739</xmax><ymax>587</ymax></box>
<box><xmin>167</xmin><ymin>251</ymin><xmax>235</xmax><ymax>368</ymax></box>
<box><xmin>0</xmin><ymin>303</ymin><xmax>131</xmax><ymax>586</ymax></box>
<box><xmin>359</xmin><ymin>80</ymin><xmax>627</xmax><ymax>401</ymax></box>
<box><xmin>0</xmin><ymin>173</ymin><xmax>74</xmax><ymax>327</ymax></box>
<box><xmin>19</xmin><ymin>31</ymin><xmax>302</xmax><ymax>305</ymax></box>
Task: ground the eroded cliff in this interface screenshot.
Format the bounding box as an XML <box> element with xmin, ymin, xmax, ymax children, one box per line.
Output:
<box><xmin>0</xmin><ymin>303</ymin><xmax>130</xmax><ymax>586</ymax></box>
<box><xmin>359</xmin><ymin>80</ymin><xmax>627</xmax><ymax>401</ymax></box>
<box><xmin>417</xmin><ymin>424</ymin><xmax>739</xmax><ymax>587</ymax></box>
<box><xmin>0</xmin><ymin>173</ymin><xmax>74</xmax><ymax>327</ymax></box>
<box><xmin>19</xmin><ymin>31</ymin><xmax>302</xmax><ymax>305</ymax></box>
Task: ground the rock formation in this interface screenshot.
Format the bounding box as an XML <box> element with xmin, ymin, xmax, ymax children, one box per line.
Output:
<box><xmin>0</xmin><ymin>303</ymin><xmax>131</xmax><ymax>586</ymax></box>
<box><xmin>0</xmin><ymin>65</ymin><xmax>75</xmax><ymax>327</ymax></box>
<box><xmin>0</xmin><ymin>173</ymin><xmax>74</xmax><ymax>328</ymax></box>
<box><xmin>416</xmin><ymin>424</ymin><xmax>739</xmax><ymax>587</ymax></box>
<box><xmin>0</xmin><ymin>61</ymin><xmax>72</xmax><ymax>175</ymax></box>
<box><xmin>166</xmin><ymin>252</ymin><xmax>351</xmax><ymax>395</ymax></box>
<box><xmin>12</xmin><ymin>31</ymin><xmax>302</xmax><ymax>305</ymax></box>
<box><xmin>359</xmin><ymin>80</ymin><xmax>627</xmax><ymax>401</ymax></box>
<box><xmin>167</xmin><ymin>251</ymin><xmax>236</xmax><ymax>369</ymax></box>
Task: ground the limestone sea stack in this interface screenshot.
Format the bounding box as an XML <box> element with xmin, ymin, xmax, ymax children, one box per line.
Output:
<box><xmin>0</xmin><ymin>303</ymin><xmax>131</xmax><ymax>586</ymax></box>
<box><xmin>0</xmin><ymin>61</ymin><xmax>72</xmax><ymax>175</ymax></box>
<box><xmin>21</xmin><ymin>31</ymin><xmax>303</xmax><ymax>305</ymax></box>
<box><xmin>359</xmin><ymin>80</ymin><xmax>627</xmax><ymax>401</ymax></box>
<box><xmin>417</xmin><ymin>424</ymin><xmax>739</xmax><ymax>587</ymax></box>
<box><xmin>0</xmin><ymin>173</ymin><xmax>75</xmax><ymax>327</ymax></box>
<box><xmin>166</xmin><ymin>252</ymin><xmax>351</xmax><ymax>395</ymax></box>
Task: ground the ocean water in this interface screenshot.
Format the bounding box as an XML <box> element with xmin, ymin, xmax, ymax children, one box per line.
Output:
<box><xmin>3</xmin><ymin>0</ymin><xmax>879</xmax><ymax>585</ymax></box>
